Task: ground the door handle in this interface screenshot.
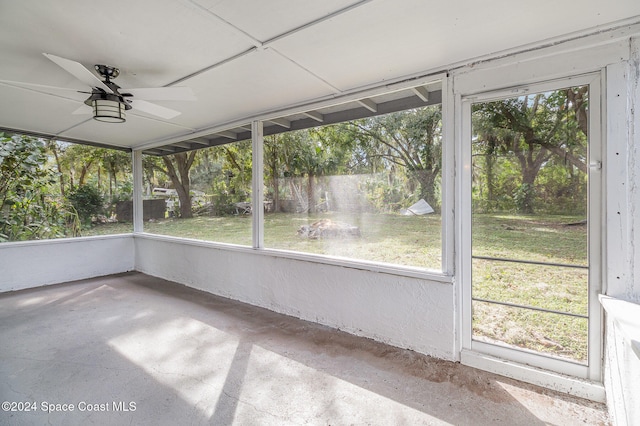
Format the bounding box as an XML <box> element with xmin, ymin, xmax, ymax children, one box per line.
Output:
<box><xmin>589</xmin><ymin>161</ymin><xmax>602</xmax><ymax>170</ymax></box>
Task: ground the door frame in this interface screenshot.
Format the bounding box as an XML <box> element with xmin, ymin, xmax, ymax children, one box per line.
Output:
<box><xmin>457</xmin><ymin>73</ymin><xmax>604</xmax><ymax>383</ymax></box>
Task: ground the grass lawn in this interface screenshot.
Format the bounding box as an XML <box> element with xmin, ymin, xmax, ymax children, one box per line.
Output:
<box><xmin>472</xmin><ymin>214</ymin><xmax>589</xmax><ymax>363</ymax></box>
<box><xmin>84</xmin><ymin>212</ymin><xmax>589</xmax><ymax>362</ymax></box>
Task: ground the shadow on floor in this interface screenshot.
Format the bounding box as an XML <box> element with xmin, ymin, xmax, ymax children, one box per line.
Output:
<box><xmin>0</xmin><ymin>272</ymin><xmax>608</xmax><ymax>425</ymax></box>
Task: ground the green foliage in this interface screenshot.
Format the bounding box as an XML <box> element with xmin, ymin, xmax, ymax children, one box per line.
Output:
<box><xmin>261</xmin><ymin>106</ymin><xmax>443</xmax><ymax>214</ymax></box>
<box><xmin>351</xmin><ymin>106</ymin><xmax>443</xmax><ymax>208</ymax></box>
<box><xmin>0</xmin><ymin>134</ymin><xmax>78</xmax><ymax>241</ymax></box>
<box><xmin>66</xmin><ymin>184</ymin><xmax>104</xmax><ymax>226</ymax></box>
<box><xmin>513</xmin><ymin>183</ymin><xmax>536</xmax><ymax>213</ymax></box>
<box><xmin>110</xmin><ymin>180</ymin><xmax>133</xmax><ymax>204</ymax></box>
<box><xmin>363</xmin><ymin>175</ymin><xmax>416</xmax><ymax>212</ymax></box>
<box><xmin>472</xmin><ymin>87</ymin><xmax>589</xmax><ymax>215</ymax></box>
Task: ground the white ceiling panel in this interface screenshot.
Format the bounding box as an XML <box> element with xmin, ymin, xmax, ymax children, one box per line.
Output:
<box><xmin>192</xmin><ymin>0</ymin><xmax>365</xmax><ymax>42</ymax></box>
<box><xmin>0</xmin><ymin>85</ymin><xmax>88</xmax><ymax>136</ymax></box>
<box><xmin>59</xmin><ymin>112</ymin><xmax>193</xmax><ymax>148</ymax></box>
<box><xmin>0</xmin><ymin>0</ymin><xmax>254</xmax><ymax>88</ymax></box>
<box><xmin>271</xmin><ymin>0</ymin><xmax>640</xmax><ymax>91</ymax></box>
<box><xmin>159</xmin><ymin>48</ymin><xmax>336</xmax><ymax>131</ymax></box>
<box><xmin>1</xmin><ymin>0</ymin><xmax>639</xmax><ymax>151</ymax></box>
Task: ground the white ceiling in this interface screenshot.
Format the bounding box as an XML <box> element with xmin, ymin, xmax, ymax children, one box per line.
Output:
<box><xmin>1</xmin><ymin>0</ymin><xmax>640</xmax><ymax>152</ymax></box>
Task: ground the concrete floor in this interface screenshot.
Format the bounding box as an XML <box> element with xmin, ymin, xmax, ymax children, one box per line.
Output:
<box><xmin>0</xmin><ymin>272</ymin><xmax>608</xmax><ymax>426</ymax></box>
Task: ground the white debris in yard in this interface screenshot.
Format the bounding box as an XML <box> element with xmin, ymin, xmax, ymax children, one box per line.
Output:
<box><xmin>401</xmin><ymin>199</ymin><xmax>434</xmax><ymax>215</ymax></box>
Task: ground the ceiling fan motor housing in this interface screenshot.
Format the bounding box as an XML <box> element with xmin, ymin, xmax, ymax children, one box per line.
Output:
<box><xmin>95</xmin><ymin>64</ymin><xmax>119</xmax><ymax>80</ymax></box>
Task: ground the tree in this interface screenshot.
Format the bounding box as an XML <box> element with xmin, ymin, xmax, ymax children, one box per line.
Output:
<box><xmin>265</xmin><ymin>128</ymin><xmax>351</xmax><ymax>213</ymax></box>
<box><xmin>46</xmin><ymin>140</ymin><xmax>66</xmax><ymax>196</ymax></box>
<box><xmin>264</xmin><ymin>134</ymin><xmax>282</xmax><ymax>212</ymax></box>
<box><xmin>99</xmin><ymin>149</ymin><xmax>131</xmax><ymax>202</ymax></box>
<box><xmin>264</xmin><ymin>132</ymin><xmax>306</xmax><ymax>212</ymax></box>
<box><xmin>159</xmin><ymin>151</ymin><xmax>198</xmax><ymax>218</ymax></box>
<box><xmin>350</xmin><ymin>106</ymin><xmax>443</xmax><ymax>209</ymax></box>
<box><xmin>473</xmin><ymin>87</ymin><xmax>588</xmax><ymax>213</ymax></box>
<box><xmin>0</xmin><ymin>134</ymin><xmax>77</xmax><ymax>241</ymax></box>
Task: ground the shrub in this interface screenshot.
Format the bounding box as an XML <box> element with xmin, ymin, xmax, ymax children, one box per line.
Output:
<box><xmin>0</xmin><ymin>134</ymin><xmax>77</xmax><ymax>241</ymax></box>
<box><xmin>66</xmin><ymin>184</ymin><xmax>104</xmax><ymax>226</ymax></box>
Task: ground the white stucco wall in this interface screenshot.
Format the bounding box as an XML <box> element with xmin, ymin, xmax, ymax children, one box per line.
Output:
<box><xmin>601</xmin><ymin>36</ymin><xmax>640</xmax><ymax>426</ymax></box>
<box><xmin>134</xmin><ymin>234</ymin><xmax>455</xmax><ymax>360</ymax></box>
<box><xmin>0</xmin><ymin>235</ymin><xmax>135</xmax><ymax>292</ymax></box>
<box><xmin>601</xmin><ymin>297</ymin><xmax>640</xmax><ymax>426</ymax></box>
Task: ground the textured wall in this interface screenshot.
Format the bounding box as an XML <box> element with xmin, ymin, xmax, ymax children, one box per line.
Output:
<box><xmin>134</xmin><ymin>235</ymin><xmax>455</xmax><ymax>360</ymax></box>
<box><xmin>0</xmin><ymin>236</ymin><xmax>135</xmax><ymax>292</ymax></box>
<box><xmin>602</xmin><ymin>37</ymin><xmax>640</xmax><ymax>426</ymax></box>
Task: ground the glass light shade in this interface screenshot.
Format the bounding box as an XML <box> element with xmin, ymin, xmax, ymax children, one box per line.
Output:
<box><xmin>92</xmin><ymin>99</ymin><xmax>126</xmax><ymax>123</ymax></box>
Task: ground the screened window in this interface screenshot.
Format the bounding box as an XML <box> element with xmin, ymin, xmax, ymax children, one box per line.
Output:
<box><xmin>263</xmin><ymin>105</ymin><xmax>443</xmax><ymax>270</ymax></box>
<box><xmin>141</xmin><ymin>141</ymin><xmax>252</xmax><ymax>245</ymax></box>
<box><xmin>0</xmin><ymin>133</ymin><xmax>132</xmax><ymax>241</ymax></box>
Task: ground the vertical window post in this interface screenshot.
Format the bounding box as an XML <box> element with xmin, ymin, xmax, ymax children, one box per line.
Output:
<box><xmin>252</xmin><ymin>120</ymin><xmax>264</xmax><ymax>248</ymax></box>
<box><xmin>132</xmin><ymin>149</ymin><xmax>144</xmax><ymax>233</ymax></box>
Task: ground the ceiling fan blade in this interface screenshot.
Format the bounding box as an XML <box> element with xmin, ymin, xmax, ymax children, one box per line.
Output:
<box><xmin>43</xmin><ymin>53</ymin><xmax>111</xmax><ymax>92</ymax></box>
<box><xmin>126</xmin><ymin>87</ymin><xmax>196</xmax><ymax>101</ymax></box>
<box><xmin>131</xmin><ymin>99</ymin><xmax>181</xmax><ymax>119</ymax></box>
<box><xmin>0</xmin><ymin>79</ymin><xmax>83</xmax><ymax>92</ymax></box>
<box><xmin>0</xmin><ymin>79</ymin><xmax>88</xmax><ymax>105</ymax></box>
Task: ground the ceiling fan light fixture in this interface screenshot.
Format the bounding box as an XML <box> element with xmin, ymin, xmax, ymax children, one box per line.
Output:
<box><xmin>91</xmin><ymin>95</ymin><xmax>126</xmax><ymax>123</ymax></box>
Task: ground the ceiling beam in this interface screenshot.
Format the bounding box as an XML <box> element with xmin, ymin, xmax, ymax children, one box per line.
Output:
<box><xmin>156</xmin><ymin>146</ymin><xmax>178</xmax><ymax>153</ymax></box>
<box><xmin>143</xmin><ymin>86</ymin><xmax>442</xmax><ymax>156</ymax></box>
<box><xmin>264</xmin><ymin>0</ymin><xmax>375</xmax><ymax>46</ymax></box>
<box><xmin>216</xmin><ymin>131</ymin><xmax>238</xmax><ymax>140</ymax></box>
<box><xmin>303</xmin><ymin>111</ymin><xmax>324</xmax><ymax>123</ymax></box>
<box><xmin>172</xmin><ymin>142</ymin><xmax>194</xmax><ymax>149</ymax></box>
<box><xmin>269</xmin><ymin>118</ymin><xmax>291</xmax><ymax>129</ymax></box>
<box><xmin>357</xmin><ymin>98</ymin><xmax>378</xmax><ymax>113</ymax></box>
<box><xmin>412</xmin><ymin>86</ymin><xmax>429</xmax><ymax>102</ymax></box>
<box><xmin>262</xmin><ymin>90</ymin><xmax>442</xmax><ymax>138</ymax></box>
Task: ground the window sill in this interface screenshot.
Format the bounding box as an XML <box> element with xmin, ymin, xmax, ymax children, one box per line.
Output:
<box><xmin>134</xmin><ymin>232</ymin><xmax>452</xmax><ymax>283</ymax></box>
<box><xmin>0</xmin><ymin>233</ymin><xmax>134</xmax><ymax>249</ymax></box>
<box><xmin>599</xmin><ymin>294</ymin><xmax>640</xmax><ymax>360</ymax></box>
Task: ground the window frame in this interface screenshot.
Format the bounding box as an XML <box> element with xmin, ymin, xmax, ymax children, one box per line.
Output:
<box><xmin>458</xmin><ymin>73</ymin><xmax>604</xmax><ymax>380</ymax></box>
<box><xmin>135</xmin><ymin>73</ymin><xmax>453</xmax><ymax>281</ymax></box>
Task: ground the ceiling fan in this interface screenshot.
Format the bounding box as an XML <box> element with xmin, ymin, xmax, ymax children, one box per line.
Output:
<box><xmin>31</xmin><ymin>53</ymin><xmax>195</xmax><ymax>123</ymax></box>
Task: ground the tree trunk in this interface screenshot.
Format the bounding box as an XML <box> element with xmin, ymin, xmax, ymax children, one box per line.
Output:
<box><xmin>109</xmin><ymin>173</ymin><xmax>113</xmax><ymax>202</ymax></box>
<box><xmin>519</xmin><ymin>168</ymin><xmax>537</xmax><ymax>214</ymax></box>
<box><xmin>510</xmin><ymin>127</ymin><xmax>549</xmax><ymax>213</ymax></box>
<box><xmin>48</xmin><ymin>141</ymin><xmax>65</xmax><ymax>196</ymax></box>
<box><xmin>78</xmin><ymin>162</ymin><xmax>92</xmax><ymax>187</ymax></box>
<box><xmin>486</xmin><ymin>153</ymin><xmax>496</xmax><ymax>208</ymax></box>
<box><xmin>272</xmin><ymin>174</ymin><xmax>280</xmax><ymax>212</ymax></box>
<box><xmin>307</xmin><ymin>171</ymin><xmax>316</xmax><ymax>213</ymax></box>
<box><xmin>414</xmin><ymin>169</ymin><xmax>438</xmax><ymax>212</ymax></box>
<box><xmin>266</xmin><ymin>144</ymin><xmax>280</xmax><ymax>212</ymax></box>
<box><xmin>484</xmin><ymin>135</ymin><xmax>498</xmax><ymax>209</ymax></box>
<box><xmin>566</xmin><ymin>87</ymin><xmax>589</xmax><ymax>137</ymax></box>
<box><xmin>162</xmin><ymin>152</ymin><xmax>197</xmax><ymax>219</ymax></box>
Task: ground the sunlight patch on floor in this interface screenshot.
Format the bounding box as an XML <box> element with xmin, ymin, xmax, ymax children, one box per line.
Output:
<box><xmin>108</xmin><ymin>317</ymin><xmax>239</xmax><ymax>417</ymax></box>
